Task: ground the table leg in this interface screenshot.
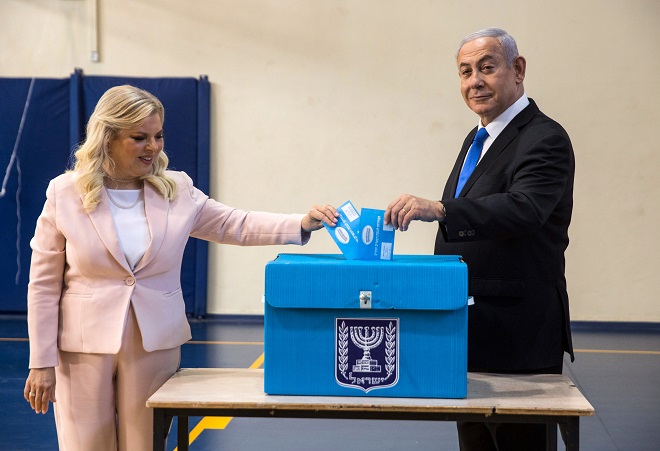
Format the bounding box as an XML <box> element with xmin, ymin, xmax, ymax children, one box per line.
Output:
<box><xmin>178</xmin><ymin>415</ymin><xmax>189</xmax><ymax>451</ymax></box>
<box><xmin>564</xmin><ymin>417</ymin><xmax>580</xmax><ymax>451</ymax></box>
<box><xmin>545</xmin><ymin>423</ymin><xmax>557</xmax><ymax>451</ymax></box>
<box><xmin>153</xmin><ymin>408</ymin><xmax>166</xmax><ymax>451</ymax></box>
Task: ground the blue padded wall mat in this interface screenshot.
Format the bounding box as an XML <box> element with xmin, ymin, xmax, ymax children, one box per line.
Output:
<box><xmin>0</xmin><ymin>70</ymin><xmax>210</xmax><ymax>316</ymax></box>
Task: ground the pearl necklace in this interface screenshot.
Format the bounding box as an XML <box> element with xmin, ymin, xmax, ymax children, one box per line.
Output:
<box><xmin>106</xmin><ymin>187</ymin><xmax>142</xmax><ymax>210</ymax></box>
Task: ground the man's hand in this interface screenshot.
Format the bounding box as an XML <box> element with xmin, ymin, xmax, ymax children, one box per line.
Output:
<box><xmin>384</xmin><ymin>194</ymin><xmax>445</xmax><ymax>231</ymax></box>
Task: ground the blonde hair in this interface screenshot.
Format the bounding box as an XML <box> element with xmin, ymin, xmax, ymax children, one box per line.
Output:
<box><xmin>71</xmin><ymin>84</ymin><xmax>178</xmax><ymax>211</ymax></box>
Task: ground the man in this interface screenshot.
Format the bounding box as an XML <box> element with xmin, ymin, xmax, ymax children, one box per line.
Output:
<box><xmin>385</xmin><ymin>28</ymin><xmax>575</xmax><ymax>450</ymax></box>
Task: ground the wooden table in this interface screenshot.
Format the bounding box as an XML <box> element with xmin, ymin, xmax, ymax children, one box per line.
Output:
<box><xmin>147</xmin><ymin>368</ymin><xmax>594</xmax><ymax>451</ymax></box>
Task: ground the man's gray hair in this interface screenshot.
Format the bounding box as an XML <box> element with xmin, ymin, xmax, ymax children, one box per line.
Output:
<box><xmin>457</xmin><ymin>28</ymin><xmax>519</xmax><ymax>65</ymax></box>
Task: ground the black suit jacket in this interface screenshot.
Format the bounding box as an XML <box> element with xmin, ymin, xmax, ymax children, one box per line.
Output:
<box><xmin>436</xmin><ymin>99</ymin><xmax>575</xmax><ymax>372</ymax></box>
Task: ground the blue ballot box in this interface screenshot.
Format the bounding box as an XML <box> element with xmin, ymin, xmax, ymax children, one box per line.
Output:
<box><xmin>264</xmin><ymin>254</ymin><xmax>468</xmax><ymax>398</ymax></box>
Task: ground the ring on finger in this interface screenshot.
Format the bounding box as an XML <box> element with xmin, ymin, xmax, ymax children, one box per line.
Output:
<box><xmin>29</xmin><ymin>392</ymin><xmax>36</xmax><ymax>397</ymax></box>
<box><xmin>401</xmin><ymin>207</ymin><xmax>407</xmax><ymax>214</ymax></box>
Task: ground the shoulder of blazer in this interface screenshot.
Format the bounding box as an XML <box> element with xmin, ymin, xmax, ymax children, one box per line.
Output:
<box><xmin>49</xmin><ymin>172</ymin><xmax>78</xmax><ymax>190</ymax></box>
<box><xmin>164</xmin><ymin>170</ymin><xmax>196</xmax><ymax>196</ymax></box>
<box><xmin>500</xmin><ymin>99</ymin><xmax>571</xmax><ymax>148</ymax></box>
<box><xmin>507</xmin><ymin>98</ymin><xmax>541</xmax><ymax>132</ymax></box>
<box><xmin>45</xmin><ymin>172</ymin><xmax>85</xmax><ymax>206</ymax></box>
<box><xmin>164</xmin><ymin>170</ymin><xmax>189</xmax><ymax>183</ymax></box>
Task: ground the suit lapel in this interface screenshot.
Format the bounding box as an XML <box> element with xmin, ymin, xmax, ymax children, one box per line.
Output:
<box><xmin>86</xmin><ymin>190</ymin><xmax>132</xmax><ymax>272</ymax></box>
<box><xmin>456</xmin><ymin>100</ymin><xmax>540</xmax><ymax>197</ymax></box>
<box><xmin>134</xmin><ymin>182</ymin><xmax>169</xmax><ymax>272</ymax></box>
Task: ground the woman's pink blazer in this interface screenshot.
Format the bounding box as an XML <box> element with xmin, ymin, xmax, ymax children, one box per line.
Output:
<box><xmin>27</xmin><ymin>171</ymin><xmax>307</xmax><ymax>369</ymax></box>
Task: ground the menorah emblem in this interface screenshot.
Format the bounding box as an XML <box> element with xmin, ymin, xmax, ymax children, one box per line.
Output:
<box><xmin>350</xmin><ymin>326</ymin><xmax>384</xmax><ymax>372</ymax></box>
<box><xmin>336</xmin><ymin>318</ymin><xmax>398</xmax><ymax>392</ymax></box>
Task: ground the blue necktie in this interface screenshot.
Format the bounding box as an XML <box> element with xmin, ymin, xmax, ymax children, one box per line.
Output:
<box><xmin>455</xmin><ymin>127</ymin><xmax>489</xmax><ymax>197</ymax></box>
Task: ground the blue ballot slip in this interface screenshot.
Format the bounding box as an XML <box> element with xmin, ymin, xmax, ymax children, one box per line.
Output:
<box><xmin>323</xmin><ymin>201</ymin><xmax>395</xmax><ymax>260</ymax></box>
<box><xmin>323</xmin><ymin>200</ymin><xmax>361</xmax><ymax>260</ymax></box>
<box><xmin>264</xmin><ymin>254</ymin><xmax>468</xmax><ymax>398</ymax></box>
<box><xmin>357</xmin><ymin>208</ymin><xmax>395</xmax><ymax>260</ymax></box>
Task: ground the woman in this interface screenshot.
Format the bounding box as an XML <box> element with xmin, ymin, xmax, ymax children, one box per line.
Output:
<box><xmin>23</xmin><ymin>84</ymin><xmax>337</xmax><ymax>450</ymax></box>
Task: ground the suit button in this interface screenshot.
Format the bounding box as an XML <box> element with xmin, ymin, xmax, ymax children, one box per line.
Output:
<box><xmin>459</xmin><ymin>231</ymin><xmax>465</xmax><ymax>237</ymax></box>
<box><xmin>124</xmin><ymin>277</ymin><xmax>135</xmax><ymax>286</ymax></box>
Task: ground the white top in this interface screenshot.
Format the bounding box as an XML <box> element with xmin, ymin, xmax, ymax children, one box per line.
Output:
<box><xmin>106</xmin><ymin>189</ymin><xmax>150</xmax><ymax>270</ymax></box>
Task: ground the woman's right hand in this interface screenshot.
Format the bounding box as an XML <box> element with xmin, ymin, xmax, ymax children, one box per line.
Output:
<box><xmin>24</xmin><ymin>367</ymin><xmax>56</xmax><ymax>414</ymax></box>
<box><xmin>301</xmin><ymin>204</ymin><xmax>338</xmax><ymax>232</ymax></box>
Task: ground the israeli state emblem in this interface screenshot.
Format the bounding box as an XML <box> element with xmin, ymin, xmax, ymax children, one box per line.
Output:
<box><xmin>335</xmin><ymin>318</ymin><xmax>399</xmax><ymax>392</ymax></box>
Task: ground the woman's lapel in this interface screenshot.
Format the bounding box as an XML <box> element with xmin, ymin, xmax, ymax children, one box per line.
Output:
<box><xmin>134</xmin><ymin>182</ymin><xmax>168</xmax><ymax>272</ymax></box>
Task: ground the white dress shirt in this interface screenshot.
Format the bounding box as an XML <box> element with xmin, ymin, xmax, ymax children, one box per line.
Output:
<box><xmin>477</xmin><ymin>93</ymin><xmax>530</xmax><ymax>163</ymax></box>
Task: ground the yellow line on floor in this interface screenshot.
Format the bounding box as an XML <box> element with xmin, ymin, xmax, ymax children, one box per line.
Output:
<box><xmin>249</xmin><ymin>352</ymin><xmax>265</xmax><ymax>369</ymax></box>
<box><xmin>173</xmin><ymin>417</ymin><xmax>232</xmax><ymax>451</ymax></box>
<box><xmin>173</xmin><ymin>353</ymin><xmax>265</xmax><ymax>451</ymax></box>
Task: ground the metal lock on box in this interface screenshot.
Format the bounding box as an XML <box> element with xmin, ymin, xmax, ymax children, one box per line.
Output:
<box><xmin>359</xmin><ymin>291</ymin><xmax>372</xmax><ymax>309</ymax></box>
